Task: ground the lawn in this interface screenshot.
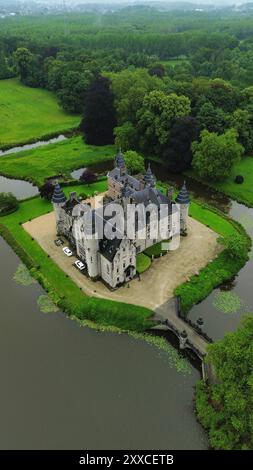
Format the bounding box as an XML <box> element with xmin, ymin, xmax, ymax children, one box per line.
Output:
<box><xmin>0</xmin><ymin>136</ymin><xmax>115</xmax><ymax>186</ymax></box>
<box><xmin>0</xmin><ymin>185</ymin><xmax>153</xmax><ymax>332</ymax></box>
<box><xmin>136</xmin><ymin>253</ymin><xmax>151</xmax><ymax>274</ymax></box>
<box><xmin>0</xmin><ymin>78</ymin><xmax>80</xmax><ymax>147</ymax></box>
<box><xmin>187</xmin><ymin>157</ymin><xmax>253</xmax><ymax>208</ymax></box>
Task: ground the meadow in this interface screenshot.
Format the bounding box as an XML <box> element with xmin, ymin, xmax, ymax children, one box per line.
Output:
<box><xmin>0</xmin><ymin>79</ymin><xmax>80</xmax><ymax>148</ymax></box>
<box><xmin>0</xmin><ymin>136</ymin><xmax>115</xmax><ymax>186</ymax></box>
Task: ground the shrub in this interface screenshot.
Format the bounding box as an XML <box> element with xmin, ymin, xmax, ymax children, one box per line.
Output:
<box><xmin>234</xmin><ymin>175</ymin><xmax>244</xmax><ymax>184</ymax></box>
<box><xmin>0</xmin><ymin>192</ymin><xmax>19</xmax><ymax>215</ymax></box>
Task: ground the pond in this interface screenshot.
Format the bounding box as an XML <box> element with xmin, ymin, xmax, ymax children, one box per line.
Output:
<box><xmin>0</xmin><ymin>175</ymin><xmax>39</xmax><ymax>199</ymax></box>
<box><xmin>0</xmin><ymin>236</ymin><xmax>207</xmax><ymax>449</ymax></box>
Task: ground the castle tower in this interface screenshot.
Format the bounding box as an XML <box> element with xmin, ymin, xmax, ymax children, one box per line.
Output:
<box><xmin>175</xmin><ymin>181</ymin><xmax>190</xmax><ymax>234</ymax></box>
<box><xmin>144</xmin><ymin>163</ymin><xmax>156</xmax><ymax>188</ymax></box>
<box><xmin>52</xmin><ymin>183</ymin><xmax>67</xmax><ymax>235</ymax></box>
<box><xmin>82</xmin><ymin>211</ymin><xmax>100</xmax><ymax>279</ymax></box>
<box><xmin>115</xmin><ymin>149</ymin><xmax>127</xmax><ymax>176</ymax></box>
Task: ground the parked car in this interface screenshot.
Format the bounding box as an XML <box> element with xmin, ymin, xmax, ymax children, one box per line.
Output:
<box><xmin>63</xmin><ymin>247</ymin><xmax>73</xmax><ymax>257</ymax></box>
<box><xmin>74</xmin><ymin>260</ymin><xmax>86</xmax><ymax>271</ymax></box>
<box><xmin>54</xmin><ymin>238</ymin><xmax>64</xmax><ymax>247</ymax></box>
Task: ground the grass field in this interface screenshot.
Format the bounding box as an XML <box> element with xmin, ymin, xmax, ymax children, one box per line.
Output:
<box><xmin>0</xmin><ymin>79</ymin><xmax>80</xmax><ymax>147</ymax></box>
<box><xmin>0</xmin><ymin>136</ymin><xmax>115</xmax><ymax>186</ymax></box>
<box><xmin>187</xmin><ymin>157</ymin><xmax>253</xmax><ymax>208</ymax></box>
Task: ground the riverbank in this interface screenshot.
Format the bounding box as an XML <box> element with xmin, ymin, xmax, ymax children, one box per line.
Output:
<box><xmin>186</xmin><ymin>157</ymin><xmax>253</xmax><ymax>208</ymax></box>
<box><xmin>0</xmin><ymin>136</ymin><xmax>115</xmax><ymax>186</ymax></box>
<box><xmin>175</xmin><ymin>202</ymin><xmax>251</xmax><ymax>314</ymax></box>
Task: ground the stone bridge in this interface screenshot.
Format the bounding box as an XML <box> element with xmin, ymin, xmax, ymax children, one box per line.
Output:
<box><xmin>152</xmin><ymin>298</ymin><xmax>214</xmax><ymax>382</ymax></box>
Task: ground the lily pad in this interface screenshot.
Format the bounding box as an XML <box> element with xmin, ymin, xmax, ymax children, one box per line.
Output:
<box><xmin>37</xmin><ymin>295</ymin><xmax>59</xmax><ymax>313</ymax></box>
<box><xmin>213</xmin><ymin>291</ymin><xmax>243</xmax><ymax>314</ymax></box>
<box><xmin>13</xmin><ymin>263</ymin><xmax>36</xmax><ymax>286</ymax></box>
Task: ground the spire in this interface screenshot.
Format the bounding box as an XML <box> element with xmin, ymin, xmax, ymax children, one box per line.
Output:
<box><xmin>175</xmin><ymin>181</ymin><xmax>190</xmax><ymax>204</ymax></box>
<box><xmin>52</xmin><ymin>183</ymin><xmax>67</xmax><ymax>204</ymax></box>
<box><xmin>115</xmin><ymin>149</ymin><xmax>125</xmax><ymax>169</ymax></box>
<box><xmin>144</xmin><ymin>163</ymin><xmax>156</xmax><ymax>187</ymax></box>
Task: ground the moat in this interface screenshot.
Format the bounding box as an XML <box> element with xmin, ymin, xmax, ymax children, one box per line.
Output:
<box><xmin>0</xmin><ymin>158</ymin><xmax>253</xmax><ymax>449</ymax></box>
<box><xmin>0</xmin><ymin>236</ymin><xmax>207</xmax><ymax>449</ymax></box>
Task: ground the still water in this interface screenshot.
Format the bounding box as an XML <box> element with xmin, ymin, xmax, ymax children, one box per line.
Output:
<box><xmin>0</xmin><ymin>135</ymin><xmax>66</xmax><ymax>157</ymax></box>
<box><xmin>0</xmin><ymin>236</ymin><xmax>207</xmax><ymax>449</ymax></box>
<box><xmin>0</xmin><ymin>175</ymin><xmax>39</xmax><ymax>199</ymax></box>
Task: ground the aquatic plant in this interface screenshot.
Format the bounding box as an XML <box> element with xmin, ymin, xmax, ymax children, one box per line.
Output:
<box><xmin>13</xmin><ymin>263</ymin><xmax>36</xmax><ymax>286</ymax></box>
<box><xmin>37</xmin><ymin>295</ymin><xmax>59</xmax><ymax>313</ymax></box>
<box><xmin>213</xmin><ymin>291</ymin><xmax>243</xmax><ymax>314</ymax></box>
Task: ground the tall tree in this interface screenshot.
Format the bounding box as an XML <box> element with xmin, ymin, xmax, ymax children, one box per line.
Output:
<box><xmin>82</xmin><ymin>76</ymin><xmax>116</xmax><ymax>145</ymax></box>
<box><xmin>13</xmin><ymin>47</ymin><xmax>33</xmax><ymax>82</ymax></box>
<box><xmin>192</xmin><ymin>129</ymin><xmax>243</xmax><ymax>181</ymax></box>
<box><xmin>163</xmin><ymin>116</ymin><xmax>198</xmax><ymax>172</ymax></box>
<box><xmin>196</xmin><ymin>316</ymin><xmax>253</xmax><ymax>450</ymax></box>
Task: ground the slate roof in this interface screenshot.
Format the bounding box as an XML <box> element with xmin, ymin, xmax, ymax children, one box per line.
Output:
<box><xmin>99</xmin><ymin>238</ymin><xmax>123</xmax><ymax>262</ymax></box>
<box><xmin>144</xmin><ymin>163</ymin><xmax>156</xmax><ymax>187</ymax></box>
<box><xmin>115</xmin><ymin>150</ymin><xmax>125</xmax><ymax>168</ymax></box>
<box><xmin>52</xmin><ymin>183</ymin><xmax>67</xmax><ymax>204</ymax></box>
<box><xmin>108</xmin><ymin>167</ymin><xmax>141</xmax><ymax>191</ymax></box>
<box><xmin>175</xmin><ymin>182</ymin><xmax>190</xmax><ymax>204</ymax></box>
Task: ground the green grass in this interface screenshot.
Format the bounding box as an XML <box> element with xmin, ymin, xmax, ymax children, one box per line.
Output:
<box><xmin>144</xmin><ymin>240</ymin><xmax>170</xmax><ymax>258</ymax></box>
<box><xmin>187</xmin><ymin>157</ymin><xmax>253</xmax><ymax>208</ymax></box>
<box><xmin>0</xmin><ymin>79</ymin><xmax>80</xmax><ymax>147</ymax></box>
<box><xmin>136</xmin><ymin>253</ymin><xmax>151</xmax><ymax>274</ymax></box>
<box><xmin>0</xmin><ymin>136</ymin><xmax>115</xmax><ymax>186</ymax></box>
<box><xmin>0</xmin><ymin>185</ymin><xmax>153</xmax><ymax>331</ymax></box>
<box><xmin>175</xmin><ymin>202</ymin><xmax>251</xmax><ymax>314</ymax></box>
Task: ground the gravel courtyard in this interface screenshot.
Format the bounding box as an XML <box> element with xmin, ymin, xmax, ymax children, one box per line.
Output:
<box><xmin>23</xmin><ymin>211</ymin><xmax>221</xmax><ymax>310</ymax></box>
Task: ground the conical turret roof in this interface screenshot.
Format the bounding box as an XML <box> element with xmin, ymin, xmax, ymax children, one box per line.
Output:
<box><xmin>144</xmin><ymin>163</ymin><xmax>156</xmax><ymax>187</ymax></box>
<box><xmin>115</xmin><ymin>149</ymin><xmax>125</xmax><ymax>169</ymax></box>
<box><xmin>52</xmin><ymin>183</ymin><xmax>67</xmax><ymax>204</ymax></box>
<box><xmin>175</xmin><ymin>181</ymin><xmax>190</xmax><ymax>204</ymax></box>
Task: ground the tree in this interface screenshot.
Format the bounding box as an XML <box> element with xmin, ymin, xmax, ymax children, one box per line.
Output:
<box><xmin>192</xmin><ymin>129</ymin><xmax>243</xmax><ymax>181</ymax></box>
<box><xmin>79</xmin><ymin>169</ymin><xmax>97</xmax><ymax>185</ymax></box>
<box><xmin>13</xmin><ymin>47</ymin><xmax>33</xmax><ymax>82</ymax></box>
<box><xmin>137</xmin><ymin>90</ymin><xmax>191</xmax><ymax>154</ymax></box>
<box><xmin>57</xmin><ymin>70</ymin><xmax>92</xmax><ymax>114</ymax></box>
<box><xmin>162</xmin><ymin>116</ymin><xmax>198</xmax><ymax>172</ymax></box>
<box><xmin>39</xmin><ymin>181</ymin><xmax>55</xmax><ymax>201</ymax></box>
<box><xmin>219</xmin><ymin>233</ymin><xmax>249</xmax><ymax>261</ymax></box>
<box><xmin>196</xmin><ymin>102</ymin><xmax>228</xmax><ymax>134</ymax></box>
<box><xmin>148</xmin><ymin>63</ymin><xmax>165</xmax><ymax>78</ymax></box>
<box><xmin>196</xmin><ymin>316</ymin><xmax>253</xmax><ymax>450</ymax></box>
<box><xmin>114</xmin><ymin>122</ymin><xmax>137</xmax><ymax>151</ymax></box>
<box><xmin>229</xmin><ymin>109</ymin><xmax>253</xmax><ymax>154</ymax></box>
<box><xmin>206</xmin><ymin>78</ymin><xmax>240</xmax><ymax>113</ymax></box>
<box><xmin>82</xmin><ymin>76</ymin><xmax>117</xmax><ymax>145</ymax></box>
<box><xmin>124</xmin><ymin>151</ymin><xmax>145</xmax><ymax>175</ymax></box>
<box><xmin>0</xmin><ymin>192</ymin><xmax>19</xmax><ymax>215</ymax></box>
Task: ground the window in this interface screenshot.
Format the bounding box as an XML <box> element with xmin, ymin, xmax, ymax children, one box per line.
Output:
<box><xmin>117</xmin><ymin>277</ymin><xmax>120</xmax><ymax>282</ymax></box>
<box><xmin>107</xmin><ymin>265</ymin><xmax>110</xmax><ymax>274</ymax></box>
<box><xmin>123</xmin><ymin>262</ymin><xmax>126</xmax><ymax>268</ymax></box>
<box><xmin>130</xmin><ymin>258</ymin><xmax>132</xmax><ymax>263</ymax></box>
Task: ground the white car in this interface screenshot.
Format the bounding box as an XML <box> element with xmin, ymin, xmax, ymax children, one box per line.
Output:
<box><xmin>63</xmin><ymin>247</ymin><xmax>73</xmax><ymax>257</ymax></box>
<box><xmin>74</xmin><ymin>260</ymin><xmax>86</xmax><ymax>271</ymax></box>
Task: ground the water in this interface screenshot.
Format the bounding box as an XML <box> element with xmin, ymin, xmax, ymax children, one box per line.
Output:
<box><xmin>71</xmin><ymin>161</ymin><xmax>114</xmax><ymax>180</ymax></box>
<box><xmin>0</xmin><ymin>135</ymin><xmax>66</xmax><ymax>157</ymax></box>
<box><xmin>0</xmin><ymin>175</ymin><xmax>39</xmax><ymax>199</ymax></box>
<box><xmin>0</xmin><ymin>236</ymin><xmax>207</xmax><ymax>449</ymax></box>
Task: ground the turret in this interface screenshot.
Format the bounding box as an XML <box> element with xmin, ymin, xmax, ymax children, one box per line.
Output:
<box><xmin>52</xmin><ymin>183</ymin><xmax>67</xmax><ymax>235</ymax></box>
<box><xmin>144</xmin><ymin>163</ymin><xmax>156</xmax><ymax>188</ymax></box>
<box><xmin>175</xmin><ymin>181</ymin><xmax>190</xmax><ymax>235</ymax></box>
<box><xmin>82</xmin><ymin>210</ymin><xmax>100</xmax><ymax>279</ymax></box>
<box><xmin>115</xmin><ymin>149</ymin><xmax>127</xmax><ymax>176</ymax></box>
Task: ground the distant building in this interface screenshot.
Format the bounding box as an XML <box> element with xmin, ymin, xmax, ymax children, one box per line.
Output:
<box><xmin>52</xmin><ymin>151</ymin><xmax>190</xmax><ymax>289</ymax></box>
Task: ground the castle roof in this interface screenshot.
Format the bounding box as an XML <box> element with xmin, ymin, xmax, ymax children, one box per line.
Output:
<box><xmin>115</xmin><ymin>150</ymin><xmax>125</xmax><ymax>169</ymax></box>
<box><xmin>52</xmin><ymin>183</ymin><xmax>67</xmax><ymax>204</ymax></box>
<box><xmin>175</xmin><ymin>182</ymin><xmax>190</xmax><ymax>205</ymax></box>
<box><xmin>144</xmin><ymin>163</ymin><xmax>156</xmax><ymax>187</ymax></box>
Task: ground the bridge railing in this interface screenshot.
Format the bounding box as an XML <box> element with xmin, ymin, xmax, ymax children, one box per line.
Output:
<box><xmin>176</xmin><ymin>297</ymin><xmax>213</xmax><ymax>344</ymax></box>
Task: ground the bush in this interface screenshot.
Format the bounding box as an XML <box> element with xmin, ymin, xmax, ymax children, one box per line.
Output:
<box><xmin>0</xmin><ymin>192</ymin><xmax>19</xmax><ymax>215</ymax></box>
<box><xmin>234</xmin><ymin>175</ymin><xmax>244</xmax><ymax>184</ymax></box>
<box><xmin>136</xmin><ymin>253</ymin><xmax>151</xmax><ymax>274</ymax></box>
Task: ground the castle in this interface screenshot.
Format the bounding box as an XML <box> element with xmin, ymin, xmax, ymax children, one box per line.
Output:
<box><xmin>52</xmin><ymin>151</ymin><xmax>190</xmax><ymax>289</ymax></box>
